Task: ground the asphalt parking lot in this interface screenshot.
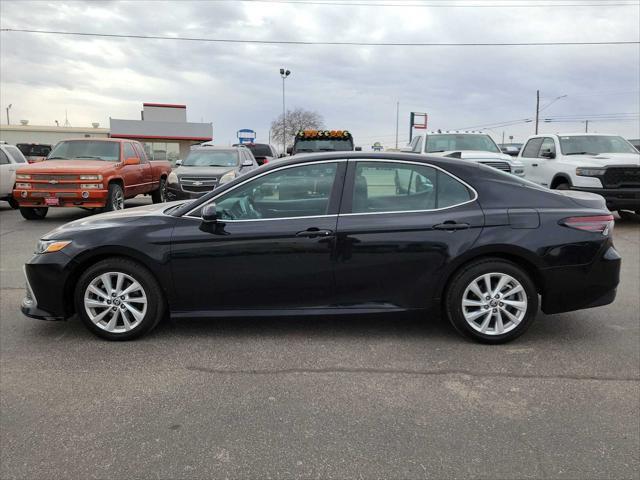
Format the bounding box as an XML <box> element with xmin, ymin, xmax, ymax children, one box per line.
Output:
<box><xmin>0</xmin><ymin>199</ymin><xmax>638</xmax><ymax>480</ymax></box>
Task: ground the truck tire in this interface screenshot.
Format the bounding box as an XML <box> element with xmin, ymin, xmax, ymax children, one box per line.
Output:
<box><xmin>104</xmin><ymin>183</ymin><xmax>125</xmax><ymax>212</ymax></box>
<box><xmin>19</xmin><ymin>207</ymin><xmax>48</xmax><ymax>220</ymax></box>
<box><xmin>554</xmin><ymin>182</ymin><xmax>570</xmax><ymax>190</ymax></box>
<box><xmin>151</xmin><ymin>178</ymin><xmax>166</xmax><ymax>204</ymax></box>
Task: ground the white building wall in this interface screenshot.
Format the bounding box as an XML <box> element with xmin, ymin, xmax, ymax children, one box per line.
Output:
<box><xmin>0</xmin><ymin>125</ymin><xmax>109</xmax><ymax>146</ymax></box>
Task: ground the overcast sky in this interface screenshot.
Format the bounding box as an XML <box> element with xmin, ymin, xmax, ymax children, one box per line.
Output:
<box><xmin>1</xmin><ymin>0</ymin><xmax>639</xmax><ymax>149</ymax></box>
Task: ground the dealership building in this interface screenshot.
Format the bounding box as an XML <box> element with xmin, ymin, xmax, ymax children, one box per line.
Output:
<box><xmin>0</xmin><ymin>103</ymin><xmax>213</xmax><ymax>163</ymax></box>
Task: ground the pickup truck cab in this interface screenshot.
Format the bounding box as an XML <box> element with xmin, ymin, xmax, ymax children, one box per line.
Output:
<box><xmin>518</xmin><ymin>133</ymin><xmax>640</xmax><ymax>214</ymax></box>
<box><xmin>405</xmin><ymin>131</ymin><xmax>525</xmax><ymax>177</ymax></box>
<box><xmin>13</xmin><ymin>138</ymin><xmax>171</xmax><ymax>220</ymax></box>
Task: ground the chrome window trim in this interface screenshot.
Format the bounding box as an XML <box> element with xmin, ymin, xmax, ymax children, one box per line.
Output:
<box><xmin>183</xmin><ymin>159</ymin><xmax>346</xmax><ymax>219</ymax></box>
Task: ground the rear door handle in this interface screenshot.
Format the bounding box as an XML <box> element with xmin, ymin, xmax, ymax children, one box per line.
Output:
<box><xmin>295</xmin><ymin>228</ymin><xmax>334</xmax><ymax>238</ymax></box>
<box><xmin>433</xmin><ymin>222</ymin><xmax>470</xmax><ymax>231</ymax></box>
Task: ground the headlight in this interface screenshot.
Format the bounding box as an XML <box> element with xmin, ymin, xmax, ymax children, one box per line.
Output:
<box><xmin>168</xmin><ymin>172</ymin><xmax>179</xmax><ymax>184</ymax></box>
<box><xmin>16</xmin><ymin>183</ymin><xmax>32</xmax><ymax>189</ymax></box>
<box><xmin>79</xmin><ymin>174</ymin><xmax>102</xmax><ymax>180</ymax></box>
<box><xmin>576</xmin><ymin>167</ymin><xmax>606</xmax><ymax>177</ymax></box>
<box><xmin>219</xmin><ymin>171</ymin><xmax>237</xmax><ymax>185</ymax></box>
<box><xmin>80</xmin><ymin>183</ymin><xmax>103</xmax><ymax>189</ymax></box>
<box><xmin>35</xmin><ymin>239</ymin><xmax>71</xmax><ymax>254</ymax></box>
<box><xmin>513</xmin><ymin>169</ymin><xmax>525</xmax><ymax>176</ymax></box>
<box><xmin>16</xmin><ymin>174</ymin><xmax>31</xmax><ymax>180</ymax></box>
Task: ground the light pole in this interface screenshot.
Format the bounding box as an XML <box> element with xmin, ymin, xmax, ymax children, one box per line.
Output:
<box><xmin>280</xmin><ymin>68</ymin><xmax>290</xmax><ymax>155</ymax></box>
<box><xmin>536</xmin><ymin>92</ymin><xmax>567</xmax><ymax>134</ymax></box>
<box><xmin>6</xmin><ymin>104</ymin><xmax>12</xmax><ymax>125</ymax></box>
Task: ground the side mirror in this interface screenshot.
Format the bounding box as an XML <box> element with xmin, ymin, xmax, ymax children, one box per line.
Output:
<box><xmin>124</xmin><ymin>157</ymin><xmax>140</xmax><ymax>166</ymax></box>
<box><xmin>354</xmin><ymin>146</ymin><xmax>362</xmax><ymax>152</ymax></box>
<box><xmin>242</xmin><ymin>159</ymin><xmax>253</xmax><ymax>167</ymax></box>
<box><xmin>286</xmin><ymin>147</ymin><xmax>293</xmax><ymax>155</ymax></box>
<box><xmin>201</xmin><ymin>203</ymin><xmax>219</xmax><ymax>223</ymax></box>
<box><xmin>540</xmin><ymin>150</ymin><xmax>556</xmax><ymax>159</ymax></box>
<box><xmin>175</xmin><ymin>159</ymin><xmax>182</xmax><ymax>166</ymax></box>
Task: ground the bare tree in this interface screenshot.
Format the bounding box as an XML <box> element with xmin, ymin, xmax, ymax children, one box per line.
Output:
<box><xmin>270</xmin><ymin>108</ymin><xmax>324</xmax><ymax>152</ymax></box>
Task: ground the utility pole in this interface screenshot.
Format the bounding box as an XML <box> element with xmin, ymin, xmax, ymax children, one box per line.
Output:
<box><xmin>6</xmin><ymin>104</ymin><xmax>12</xmax><ymax>125</ymax></box>
<box><xmin>535</xmin><ymin>90</ymin><xmax>540</xmax><ymax>134</ymax></box>
<box><xmin>279</xmin><ymin>68</ymin><xmax>291</xmax><ymax>155</ymax></box>
<box><xmin>395</xmin><ymin>101</ymin><xmax>399</xmax><ymax>149</ymax></box>
<box><xmin>502</xmin><ymin>131</ymin><xmax>505</xmax><ymax>145</ymax></box>
<box><xmin>585</xmin><ymin>120</ymin><xmax>589</xmax><ymax>133</ymax></box>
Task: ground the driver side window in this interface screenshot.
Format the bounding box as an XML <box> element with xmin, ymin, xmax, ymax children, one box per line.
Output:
<box><xmin>210</xmin><ymin>162</ymin><xmax>338</xmax><ymax>221</ymax></box>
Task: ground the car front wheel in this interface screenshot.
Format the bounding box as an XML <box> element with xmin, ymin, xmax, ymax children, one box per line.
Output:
<box><xmin>19</xmin><ymin>207</ymin><xmax>48</xmax><ymax>220</ymax></box>
<box><xmin>74</xmin><ymin>258</ymin><xmax>165</xmax><ymax>340</ymax></box>
<box><xmin>445</xmin><ymin>259</ymin><xmax>538</xmax><ymax>344</ymax></box>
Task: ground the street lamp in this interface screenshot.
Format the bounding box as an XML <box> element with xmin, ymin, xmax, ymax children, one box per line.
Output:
<box><xmin>280</xmin><ymin>68</ymin><xmax>291</xmax><ymax>155</ymax></box>
<box><xmin>6</xmin><ymin>104</ymin><xmax>12</xmax><ymax>125</ymax></box>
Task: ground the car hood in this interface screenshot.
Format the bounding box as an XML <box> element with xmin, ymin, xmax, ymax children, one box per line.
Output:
<box><xmin>42</xmin><ymin>201</ymin><xmax>188</xmax><ymax>239</ymax></box>
<box><xmin>435</xmin><ymin>150</ymin><xmax>516</xmax><ymax>162</ymax></box>
<box><xmin>562</xmin><ymin>152</ymin><xmax>640</xmax><ymax>167</ymax></box>
<box><xmin>175</xmin><ymin>166</ymin><xmax>237</xmax><ymax>177</ymax></box>
<box><xmin>16</xmin><ymin>159</ymin><xmax>117</xmax><ymax>173</ymax></box>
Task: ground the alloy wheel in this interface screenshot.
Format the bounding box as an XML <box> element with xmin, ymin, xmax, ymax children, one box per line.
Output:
<box><xmin>83</xmin><ymin>272</ymin><xmax>147</xmax><ymax>333</ymax></box>
<box><xmin>461</xmin><ymin>272</ymin><xmax>527</xmax><ymax>335</ymax></box>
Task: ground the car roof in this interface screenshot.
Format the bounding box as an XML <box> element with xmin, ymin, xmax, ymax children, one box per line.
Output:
<box><xmin>529</xmin><ymin>133</ymin><xmax>624</xmax><ymax>138</ymax></box>
<box><xmin>56</xmin><ymin>138</ymin><xmax>132</xmax><ymax>143</ymax></box>
<box><xmin>191</xmin><ymin>145</ymin><xmax>241</xmax><ymax>151</ymax></box>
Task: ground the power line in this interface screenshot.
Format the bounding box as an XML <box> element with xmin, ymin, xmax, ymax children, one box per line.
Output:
<box><xmin>2</xmin><ymin>28</ymin><xmax>638</xmax><ymax>47</ymax></box>
<box><xmin>210</xmin><ymin>0</ymin><xmax>640</xmax><ymax>7</ymax></box>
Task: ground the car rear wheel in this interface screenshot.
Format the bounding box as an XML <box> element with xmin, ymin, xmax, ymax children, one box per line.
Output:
<box><xmin>74</xmin><ymin>258</ymin><xmax>165</xmax><ymax>340</ymax></box>
<box><xmin>445</xmin><ymin>259</ymin><xmax>538</xmax><ymax>344</ymax></box>
<box><xmin>104</xmin><ymin>183</ymin><xmax>124</xmax><ymax>212</ymax></box>
<box><xmin>151</xmin><ymin>178</ymin><xmax>166</xmax><ymax>204</ymax></box>
<box><xmin>19</xmin><ymin>207</ymin><xmax>48</xmax><ymax>220</ymax></box>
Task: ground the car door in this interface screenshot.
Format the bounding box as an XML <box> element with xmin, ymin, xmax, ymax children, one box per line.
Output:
<box><xmin>0</xmin><ymin>149</ymin><xmax>15</xmax><ymax>196</ymax></box>
<box><xmin>169</xmin><ymin>160</ymin><xmax>346</xmax><ymax>312</ymax></box>
<box><xmin>333</xmin><ymin>159</ymin><xmax>484</xmax><ymax>310</ymax></box>
<box><xmin>519</xmin><ymin>137</ymin><xmax>544</xmax><ymax>185</ymax></box>
<box><xmin>535</xmin><ymin>137</ymin><xmax>558</xmax><ymax>187</ymax></box>
<box><xmin>121</xmin><ymin>142</ymin><xmax>145</xmax><ymax>196</ymax></box>
<box><xmin>133</xmin><ymin>143</ymin><xmax>154</xmax><ymax>189</ymax></box>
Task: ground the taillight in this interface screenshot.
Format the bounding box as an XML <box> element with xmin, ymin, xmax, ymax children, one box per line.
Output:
<box><xmin>561</xmin><ymin>215</ymin><xmax>614</xmax><ymax>235</ymax></box>
<box><xmin>263</xmin><ymin>159</ymin><xmax>269</xmax><ymax>164</ymax></box>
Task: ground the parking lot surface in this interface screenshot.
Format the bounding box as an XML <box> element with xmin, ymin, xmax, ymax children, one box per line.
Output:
<box><xmin>1</xmin><ymin>199</ymin><xmax>639</xmax><ymax>479</ymax></box>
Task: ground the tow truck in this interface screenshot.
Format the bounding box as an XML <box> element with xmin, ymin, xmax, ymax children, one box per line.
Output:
<box><xmin>290</xmin><ymin>130</ymin><xmax>361</xmax><ymax>155</ymax></box>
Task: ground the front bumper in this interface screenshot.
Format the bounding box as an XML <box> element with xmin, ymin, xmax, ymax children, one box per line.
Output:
<box><xmin>570</xmin><ymin>186</ymin><xmax>640</xmax><ymax>210</ymax></box>
<box><xmin>166</xmin><ymin>186</ymin><xmax>209</xmax><ymax>201</ymax></box>
<box><xmin>13</xmin><ymin>189</ymin><xmax>108</xmax><ymax>208</ymax></box>
<box><xmin>21</xmin><ymin>254</ymin><xmax>75</xmax><ymax>321</ymax></box>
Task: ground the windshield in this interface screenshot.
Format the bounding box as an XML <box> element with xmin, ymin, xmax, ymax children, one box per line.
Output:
<box><xmin>293</xmin><ymin>138</ymin><xmax>353</xmax><ymax>153</ymax></box>
<box><xmin>183</xmin><ymin>150</ymin><xmax>238</xmax><ymax>167</ymax></box>
<box><xmin>559</xmin><ymin>135</ymin><xmax>638</xmax><ymax>155</ymax></box>
<box><xmin>47</xmin><ymin>141</ymin><xmax>120</xmax><ymax>161</ymax></box>
<box><xmin>425</xmin><ymin>134</ymin><xmax>500</xmax><ymax>153</ymax></box>
<box><xmin>246</xmin><ymin>144</ymin><xmax>272</xmax><ymax>157</ymax></box>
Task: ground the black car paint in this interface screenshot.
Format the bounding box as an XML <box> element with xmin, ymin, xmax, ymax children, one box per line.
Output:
<box><xmin>22</xmin><ymin>152</ymin><xmax>620</xmax><ymax>323</ymax></box>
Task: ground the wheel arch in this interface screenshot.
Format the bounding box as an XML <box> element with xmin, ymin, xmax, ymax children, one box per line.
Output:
<box><xmin>550</xmin><ymin>173</ymin><xmax>572</xmax><ymax>189</ymax></box>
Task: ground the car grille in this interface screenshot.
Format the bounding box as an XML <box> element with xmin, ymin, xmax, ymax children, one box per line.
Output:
<box><xmin>31</xmin><ymin>174</ymin><xmax>78</xmax><ymax>181</ymax></box>
<box><xmin>32</xmin><ymin>183</ymin><xmax>80</xmax><ymax>190</ymax></box>
<box><xmin>180</xmin><ymin>176</ymin><xmax>217</xmax><ymax>193</ymax></box>
<box><xmin>603</xmin><ymin>167</ymin><xmax>640</xmax><ymax>188</ymax></box>
<box><xmin>479</xmin><ymin>161</ymin><xmax>512</xmax><ymax>173</ymax></box>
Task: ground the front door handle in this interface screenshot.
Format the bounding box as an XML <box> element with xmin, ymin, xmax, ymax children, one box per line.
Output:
<box><xmin>532</xmin><ymin>163</ymin><xmax>539</xmax><ymax>167</ymax></box>
<box><xmin>295</xmin><ymin>228</ymin><xmax>334</xmax><ymax>238</ymax></box>
<box><xmin>433</xmin><ymin>221</ymin><xmax>470</xmax><ymax>231</ymax></box>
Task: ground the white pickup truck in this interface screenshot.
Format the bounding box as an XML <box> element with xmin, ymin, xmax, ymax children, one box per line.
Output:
<box><xmin>404</xmin><ymin>131</ymin><xmax>526</xmax><ymax>177</ymax></box>
<box><xmin>517</xmin><ymin>133</ymin><xmax>640</xmax><ymax>215</ymax></box>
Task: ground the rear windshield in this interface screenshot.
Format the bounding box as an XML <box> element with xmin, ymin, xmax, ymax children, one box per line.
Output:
<box><xmin>17</xmin><ymin>144</ymin><xmax>51</xmax><ymax>156</ymax></box>
<box><xmin>559</xmin><ymin>135</ymin><xmax>638</xmax><ymax>155</ymax></box>
<box><xmin>48</xmin><ymin>141</ymin><xmax>120</xmax><ymax>161</ymax></box>
<box><xmin>246</xmin><ymin>144</ymin><xmax>272</xmax><ymax>157</ymax></box>
<box><xmin>425</xmin><ymin>134</ymin><xmax>500</xmax><ymax>153</ymax></box>
<box><xmin>183</xmin><ymin>150</ymin><xmax>239</xmax><ymax>167</ymax></box>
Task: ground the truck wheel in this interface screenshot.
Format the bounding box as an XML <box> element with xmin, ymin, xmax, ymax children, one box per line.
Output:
<box><xmin>151</xmin><ymin>178</ymin><xmax>166</xmax><ymax>204</ymax></box>
<box><xmin>554</xmin><ymin>183</ymin><xmax>570</xmax><ymax>190</ymax></box>
<box><xmin>19</xmin><ymin>207</ymin><xmax>48</xmax><ymax>220</ymax></box>
<box><xmin>104</xmin><ymin>183</ymin><xmax>125</xmax><ymax>211</ymax></box>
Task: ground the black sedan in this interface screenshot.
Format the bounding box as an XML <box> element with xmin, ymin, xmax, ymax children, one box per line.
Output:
<box><xmin>21</xmin><ymin>152</ymin><xmax>621</xmax><ymax>343</ymax></box>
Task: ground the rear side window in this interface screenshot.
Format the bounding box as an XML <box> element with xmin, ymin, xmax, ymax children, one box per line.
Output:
<box><xmin>5</xmin><ymin>145</ymin><xmax>27</xmax><ymax>163</ymax></box>
<box><xmin>521</xmin><ymin>138</ymin><xmax>543</xmax><ymax>158</ymax></box>
<box><xmin>351</xmin><ymin>161</ymin><xmax>473</xmax><ymax>214</ymax></box>
<box><xmin>0</xmin><ymin>150</ymin><xmax>9</xmax><ymax>165</ymax></box>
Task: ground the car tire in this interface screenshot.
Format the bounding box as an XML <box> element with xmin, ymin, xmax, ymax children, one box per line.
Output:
<box><xmin>19</xmin><ymin>207</ymin><xmax>48</xmax><ymax>220</ymax></box>
<box><xmin>74</xmin><ymin>257</ymin><xmax>165</xmax><ymax>341</ymax></box>
<box><xmin>151</xmin><ymin>178</ymin><xmax>166</xmax><ymax>204</ymax></box>
<box><xmin>8</xmin><ymin>197</ymin><xmax>19</xmax><ymax>209</ymax></box>
<box><xmin>104</xmin><ymin>183</ymin><xmax>125</xmax><ymax>212</ymax></box>
<box><xmin>445</xmin><ymin>258</ymin><xmax>539</xmax><ymax>344</ymax></box>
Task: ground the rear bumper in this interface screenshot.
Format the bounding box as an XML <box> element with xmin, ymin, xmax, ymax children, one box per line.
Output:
<box><xmin>540</xmin><ymin>244</ymin><xmax>621</xmax><ymax>314</ymax></box>
<box><xmin>570</xmin><ymin>186</ymin><xmax>640</xmax><ymax>210</ymax></box>
<box><xmin>13</xmin><ymin>189</ymin><xmax>108</xmax><ymax>208</ymax></box>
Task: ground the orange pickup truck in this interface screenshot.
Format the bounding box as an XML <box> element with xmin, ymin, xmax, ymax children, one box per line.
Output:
<box><xmin>13</xmin><ymin>138</ymin><xmax>171</xmax><ymax>220</ymax></box>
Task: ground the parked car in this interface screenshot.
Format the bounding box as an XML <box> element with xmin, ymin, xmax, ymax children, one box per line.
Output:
<box><xmin>12</xmin><ymin>138</ymin><xmax>171</xmax><ymax>220</ymax></box>
<box><xmin>405</xmin><ymin>131</ymin><xmax>525</xmax><ymax>176</ymax></box>
<box><xmin>16</xmin><ymin>143</ymin><xmax>52</xmax><ymax>163</ymax></box>
<box><xmin>21</xmin><ymin>152</ymin><xmax>620</xmax><ymax>343</ymax></box>
<box><xmin>499</xmin><ymin>143</ymin><xmax>523</xmax><ymax>157</ymax></box>
<box><xmin>518</xmin><ymin>133</ymin><xmax>639</xmax><ymax>216</ymax></box>
<box><xmin>166</xmin><ymin>145</ymin><xmax>258</xmax><ymax>200</ymax></box>
<box><xmin>0</xmin><ymin>143</ymin><xmax>28</xmax><ymax>208</ymax></box>
<box><xmin>628</xmin><ymin>139</ymin><xmax>640</xmax><ymax>152</ymax></box>
<box><xmin>242</xmin><ymin>143</ymin><xmax>279</xmax><ymax>165</ymax></box>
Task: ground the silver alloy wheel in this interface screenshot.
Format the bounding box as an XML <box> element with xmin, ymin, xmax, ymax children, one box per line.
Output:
<box><xmin>461</xmin><ymin>272</ymin><xmax>527</xmax><ymax>335</ymax></box>
<box><xmin>113</xmin><ymin>189</ymin><xmax>124</xmax><ymax>210</ymax></box>
<box><xmin>83</xmin><ymin>272</ymin><xmax>147</xmax><ymax>333</ymax></box>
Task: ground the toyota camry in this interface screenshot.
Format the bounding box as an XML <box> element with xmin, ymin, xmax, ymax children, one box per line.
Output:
<box><xmin>21</xmin><ymin>152</ymin><xmax>621</xmax><ymax>343</ymax></box>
